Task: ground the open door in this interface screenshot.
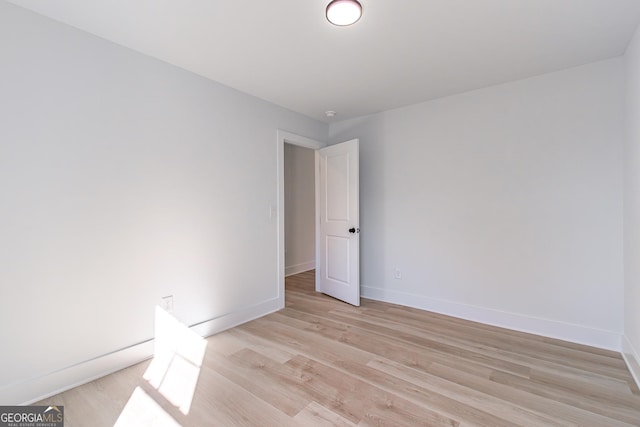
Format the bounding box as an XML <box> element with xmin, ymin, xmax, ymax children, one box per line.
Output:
<box><xmin>317</xmin><ymin>139</ymin><xmax>360</xmax><ymax>306</ymax></box>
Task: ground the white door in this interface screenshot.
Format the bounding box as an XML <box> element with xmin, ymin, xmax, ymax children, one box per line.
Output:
<box><xmin>317</xmin><ymin>139</ymin><xmax>360</xmax><ymax>306</ymax></box>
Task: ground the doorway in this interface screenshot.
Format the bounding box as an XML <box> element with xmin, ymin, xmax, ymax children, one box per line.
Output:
<box><xmin>283</xmin><ymin>143</ymin><xmax>316</xmax><ymax>278</ymax></box>
<box><xmin>276</xmin><ymin>131</ymin><xmax>360</xmax><ymax>308</ymax></box>
<box><xmin>276</xmin><ymin>131</ymin><xmax>324</xmax><ymax>309</ymax></box>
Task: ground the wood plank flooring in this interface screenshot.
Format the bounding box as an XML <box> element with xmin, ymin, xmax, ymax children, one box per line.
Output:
<box><xmin>38</xmin><ymin>270</ymin><xmax>640</xmax><ymax>426</ymax></box>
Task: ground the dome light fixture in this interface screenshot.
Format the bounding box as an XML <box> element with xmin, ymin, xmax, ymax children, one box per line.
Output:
<box><xmin>326</xmin><ymin>0</ymin><xmax>362</xmax><ymax>26</ymax></box>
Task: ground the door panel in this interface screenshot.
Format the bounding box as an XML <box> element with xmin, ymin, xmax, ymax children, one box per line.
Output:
<box><xmin>317</xmin><ymin>139</ymin><xmax>359</xmax><ymax>306</ymax></box>
<box><xmin>326</xmin><ymin>153</ymin><xmax>350</xmax><ymax>221</ymax></box>
<box><xmin>326</xmin><ymin>236</ymin><xmax>350</xmax><ymax>284</ymax></box>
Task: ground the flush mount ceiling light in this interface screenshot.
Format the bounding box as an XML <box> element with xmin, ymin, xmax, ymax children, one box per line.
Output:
<box><xmin>326</xmin><ymin>0</ymin><xmax>362</xmax><ymax>26</ymax></box>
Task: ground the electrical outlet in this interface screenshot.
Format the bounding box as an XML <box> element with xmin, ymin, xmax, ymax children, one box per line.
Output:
<box><xmin>161</xmin><ymin>295</ymin><xmax>174</xmax><ymax>312</ymax></box>
<box><xmin>394</xmin><ymin>268</ymin><xmax>402</xmax><ymax>280</ymax></box>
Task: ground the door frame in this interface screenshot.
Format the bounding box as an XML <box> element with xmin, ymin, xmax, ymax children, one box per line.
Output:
<box><xmin>276</xmin><ymin>130</ymin><xmax>325</xmax><ymax>308</ymax></box>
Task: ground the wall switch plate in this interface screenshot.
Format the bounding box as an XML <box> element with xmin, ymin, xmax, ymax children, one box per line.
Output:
<box><xmin>161</xmin><ymin>295</ymin><xmax>174</xmax><ymax>312</ymax></box>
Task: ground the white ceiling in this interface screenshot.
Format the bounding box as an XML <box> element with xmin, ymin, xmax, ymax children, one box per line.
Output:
<box><xmin>8</xmin><ymin>0</ymin><xmax>640</xmax><ymax>122</ymax></box>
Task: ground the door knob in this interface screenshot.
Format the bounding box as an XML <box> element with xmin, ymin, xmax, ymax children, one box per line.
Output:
<box><xmin>348</xmin><ymin>227</ymin><xmax>360</xmax><ymax>234</ymax></box>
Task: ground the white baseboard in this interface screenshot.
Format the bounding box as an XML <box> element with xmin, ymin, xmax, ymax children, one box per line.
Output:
<box><xmin>189</xmin><ymin>297</ymin><xmax>282</xmax><ymax>338</ymax></box>
<box><xmin>1</xmin><ymin>297</ymin><xmax>283</xmax><ymax>405</ymax></box>
<box><xmin>622</xmin><ymin>335</ymin><xmax>640</xmax><ymax>390</ymax></box>
<box><xmin>3</xmin><ymin>340</ymin><xmax>155</xmax><ymax>406</ymax></box>
<box><xmin>361</xmin><ymin>286</ymin><xmax>622</xmax><ymax>351</ymax></box>
<box><xmin>285</xmin><ymin>261</ymin><xmax>315</xmax><ymax>277</ymax></box>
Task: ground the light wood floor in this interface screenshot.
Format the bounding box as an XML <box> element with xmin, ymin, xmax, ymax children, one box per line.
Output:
<box><xmin>39</xmin><ymin>270</ymin><xmax>640</xmax><ymax>426</ymax></box>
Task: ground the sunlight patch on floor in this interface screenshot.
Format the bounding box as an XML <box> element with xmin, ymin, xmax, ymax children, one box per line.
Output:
<box><xmin>114</xmin><ymin>387</ymin><xmax>182</xmax><ymax>427</ymax></box>
<box><xmin>143</xmin><ymin>306</ymin><xmax>207</xmax><ymax>415</ymax></box>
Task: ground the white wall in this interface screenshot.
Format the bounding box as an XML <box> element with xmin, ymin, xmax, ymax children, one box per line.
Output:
<box><xmin>0</xmin><ymin>1</ymin><xmax>327</xmax><ymax>404</ymax></box>
<box><xmin>284</xmin><ymin>144</ymin><xmax>315</xmax><ymax>276</ymax></box>
<box><xmin>624</xmin><ymin>24</ymin><xmax>640</xmax><ymax>385</ymax></box>
<box><xmin>330</xmin><ymin>59</ymin><xmax>625</xmax><ymax>349</ymax></box>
